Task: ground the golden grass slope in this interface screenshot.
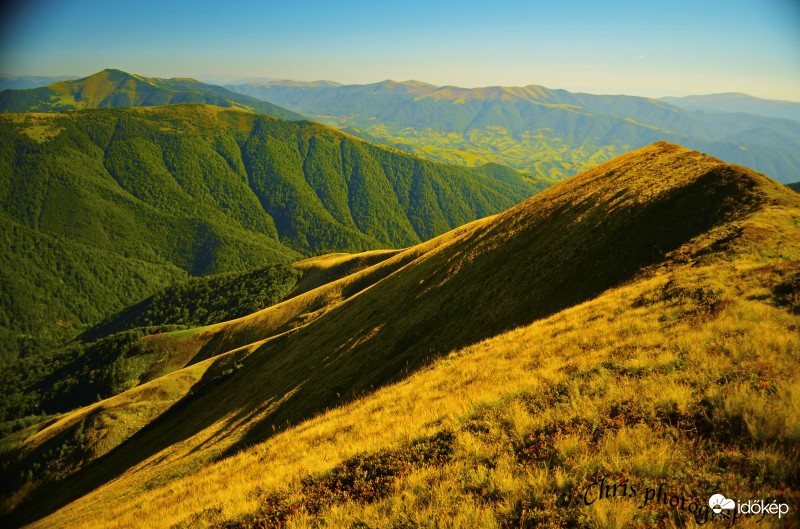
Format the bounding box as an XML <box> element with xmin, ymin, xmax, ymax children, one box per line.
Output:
<box><xmin>289</xmin><ymin>250</ymin><xmax>402</xmax><ymax>298</ymax></box>
<box><xmin>4</xmin><ymin>141</ymin><xmax>800</xmax><ymax>528</ymax></box>
<box><xmin>0</xmin><ymin>363</ymin><xmax>209</xmax><ymax>517</ymax></box>
<box><xmin>134</xmin><ymin>221</ymin><xmax>480</xmax><ymax>369</ymax></box>
<box><xmin>33</xmin><ymin>257</ymin><xmax>800</xmax><ymax>529</ymax></box>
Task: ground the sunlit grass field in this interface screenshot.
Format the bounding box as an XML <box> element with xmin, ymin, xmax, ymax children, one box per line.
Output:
<box><xmin>30</xmin><ymin>260</ymin><xmax>800</xmax><ymax>528</ymax></box>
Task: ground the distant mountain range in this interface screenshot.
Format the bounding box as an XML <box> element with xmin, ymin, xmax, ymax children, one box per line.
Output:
<box><xmin>661</xmin><ymin>92</ymin><xmax>800</xmax><ymax>122</ymax></box>
<box><xmin>228</xmin><ymin>80</ymin><xmax>800</xmax><ymax>183</ymax></box>
<box><xmin>0</xmin><ymin>75</ymin><xmax>78</xmax><ymax>91</ymax></box>
<box><xmin>0</xmin><ymin>69</ymin><xmax>303</xmax><ymax>121</ymax></box>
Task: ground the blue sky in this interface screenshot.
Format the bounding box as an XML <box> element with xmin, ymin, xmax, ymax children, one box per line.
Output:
<box><xmin>1</xmin><ymin>0</ymin><xmax>799</xmax><ymax>100</ymax></box>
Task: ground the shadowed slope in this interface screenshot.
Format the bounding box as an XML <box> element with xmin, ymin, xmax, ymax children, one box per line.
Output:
<box><xmin>72</xmin><ymin>247</ymin><xmax>800</xmax><ymax>529</ymax></box>
<box><xmin>120</xmin><ymin>141</ymin><xmax>786</xmax><ymax>374</ymax></box>
<box><xmin>210</xmin><ymin>142</ymin><xmax>791</xmax><ymax>446</ymax></box>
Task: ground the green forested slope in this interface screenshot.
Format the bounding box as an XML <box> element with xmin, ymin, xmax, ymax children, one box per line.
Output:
<box><xmin>0</xmin><ymin>103</ymin><xmax>541</xmax><ymax>428</ymax></box>
<box><xmin>82</xmin><ymin>264</ymin><xmax>302</xmax><ymax>342</ymax></box>
<box><xmin>0</xmin><ymin>69</ymin><xmax>303</xmax><ymax>121</ymax></box>
<box><xmin>0</xmin><ymin>107</ymin><xmax>301</xmax><ymax>366</ymax></box>
<box><xmin>0</xmin><ymin>213</ymin><xmax>189</xmax><ymax>362</ymax></box>
<box><xmin>0</xmin><ymin>263</ymin><xmax>302</xmax><ymax>434</ymax></box>
<box><xmin>230</xmin><ymin>80</ymin><xmax>800</xmax><ymax>182</ymax></box>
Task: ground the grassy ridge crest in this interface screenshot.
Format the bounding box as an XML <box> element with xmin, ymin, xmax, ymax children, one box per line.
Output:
<box><xmin>4</xmin><ymin>142</ymin><xmax>799</xmax><ymax>527</ymax></box>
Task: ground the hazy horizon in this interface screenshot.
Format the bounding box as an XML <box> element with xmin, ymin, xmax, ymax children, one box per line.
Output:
<box><xmin>3</xmin><ymin>69</ymin><xmax>800</xmax><ymax>104</ymax></box>
<box><xmin>1</xmin><ymin>0</ymin><xmax>799</xmax><ymax>101</ymax></box>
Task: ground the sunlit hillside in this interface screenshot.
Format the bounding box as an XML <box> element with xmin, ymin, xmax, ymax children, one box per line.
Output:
<box><xmin>2</xmin><ymin>142</ymin><xmax>799</xmax><ymax>528</ymax></box>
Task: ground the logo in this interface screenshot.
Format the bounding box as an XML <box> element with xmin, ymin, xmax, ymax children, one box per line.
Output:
<box><xmin>709</xmin><ymin>494</ymin><xmax>735</xmax><ymax>518</ymax></box>
<box><xmin>578</xmin><ymin>478</ymin><xmax>790</xmax><ymax>525</ymax></box>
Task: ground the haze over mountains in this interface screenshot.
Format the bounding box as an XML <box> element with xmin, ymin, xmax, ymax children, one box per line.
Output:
<box><xmin>2</xmin><ymin>142</ymin><xmax>798</xmax><ymax>528</ymax></box>
<box><xmin>228</xmin><ymin>80</ymin><xmax>800</xmax><ymax>183</ymax></box>
<box><xmin>0</xmin><ymin>76</ymin><xmax>79</xmax><ymax>91</ymax></box>
<box><xmin>5</xmin><ymin>69</ymin><xmax>797</xmax><ymax>185</ymax></box>
<box><xmin>661</xmin><ymin>92</ymin><xmax>800</xmax><ymax>123</ymax></box>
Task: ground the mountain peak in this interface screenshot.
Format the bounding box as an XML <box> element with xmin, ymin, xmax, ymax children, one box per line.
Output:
<box><xmin>83</xmin><ymin>69</ymin><xmax>198</xmax><ymax>85</ymax></box>
<box><xmin>0</xmin><ymin>69</ymin><xmax>304</xmax><ymax>120</ymax></box>
<box><xmin>397</xmin><ymin>80</ymin><xmax>437</xmax><ymax>88</ymax></box>
<box><xmin>92</xmin><ymin>68</ymin><xmax>135</xmax><ymax>80</ymax></box>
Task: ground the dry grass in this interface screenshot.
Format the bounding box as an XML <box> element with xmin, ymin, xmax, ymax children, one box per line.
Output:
<box><xmin>136</xmin><ymin>214</ymin><xmax>491</xmax><ymax>367</ymax></box>
<box><xmin>24</xmin><ymin>260</ymin><xmax>800</xmax><ymax>528</ymax></box>
<box><xmin>290</xmin><ymin>250</ymin><xmax>401</xmax><ymax>297</ymax></box>
<box><xmin>0</xmin><ymin>362</ymin><xmax>210</xmax><ymax>517</ymax></box>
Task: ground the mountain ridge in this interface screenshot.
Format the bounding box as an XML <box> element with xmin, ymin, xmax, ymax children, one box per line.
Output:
<box><xmin>0</xmin><ymin>69</ymin><xmax>304</xmax><ymax>121</ymax></box>
<box><xmin>228</xmin><ymin>79</ymin><xmax>800</xmax><ymax>183</ymax></box>
<box><xmin>4</xmin><ymin>141</ymin><xmax>799</xmax><ymax>527</ymax></box>
<box><xmin>662</xmin><ymin>92</ymin><xmax>800</xmax><ymax>122</ymax></box>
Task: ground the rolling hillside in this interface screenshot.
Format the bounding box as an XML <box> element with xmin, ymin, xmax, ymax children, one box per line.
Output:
<box><xmin>0</xmin><ymin>103</ymin><xmax>541</xmax><ymax>429</ymax></box>
<box><xmin>3</xmin><ymin>142</ymin><xmax>798</xmax><ymax>528</ymax></box>
<box><xmin>0</xmin><ymin>69</ymin><xmax>304</xmax><ymax>120</ymax></box>
<box><xmin>229</xmin><ymin>80</ymin><xmax>800</xmax><ymax>183</ymax></box>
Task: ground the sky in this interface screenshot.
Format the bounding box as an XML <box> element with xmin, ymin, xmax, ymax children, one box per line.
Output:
<box><xmin>1</xmin><ymin>0</ymin><xmax>799</xmax><ymax>100</ymax></box>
